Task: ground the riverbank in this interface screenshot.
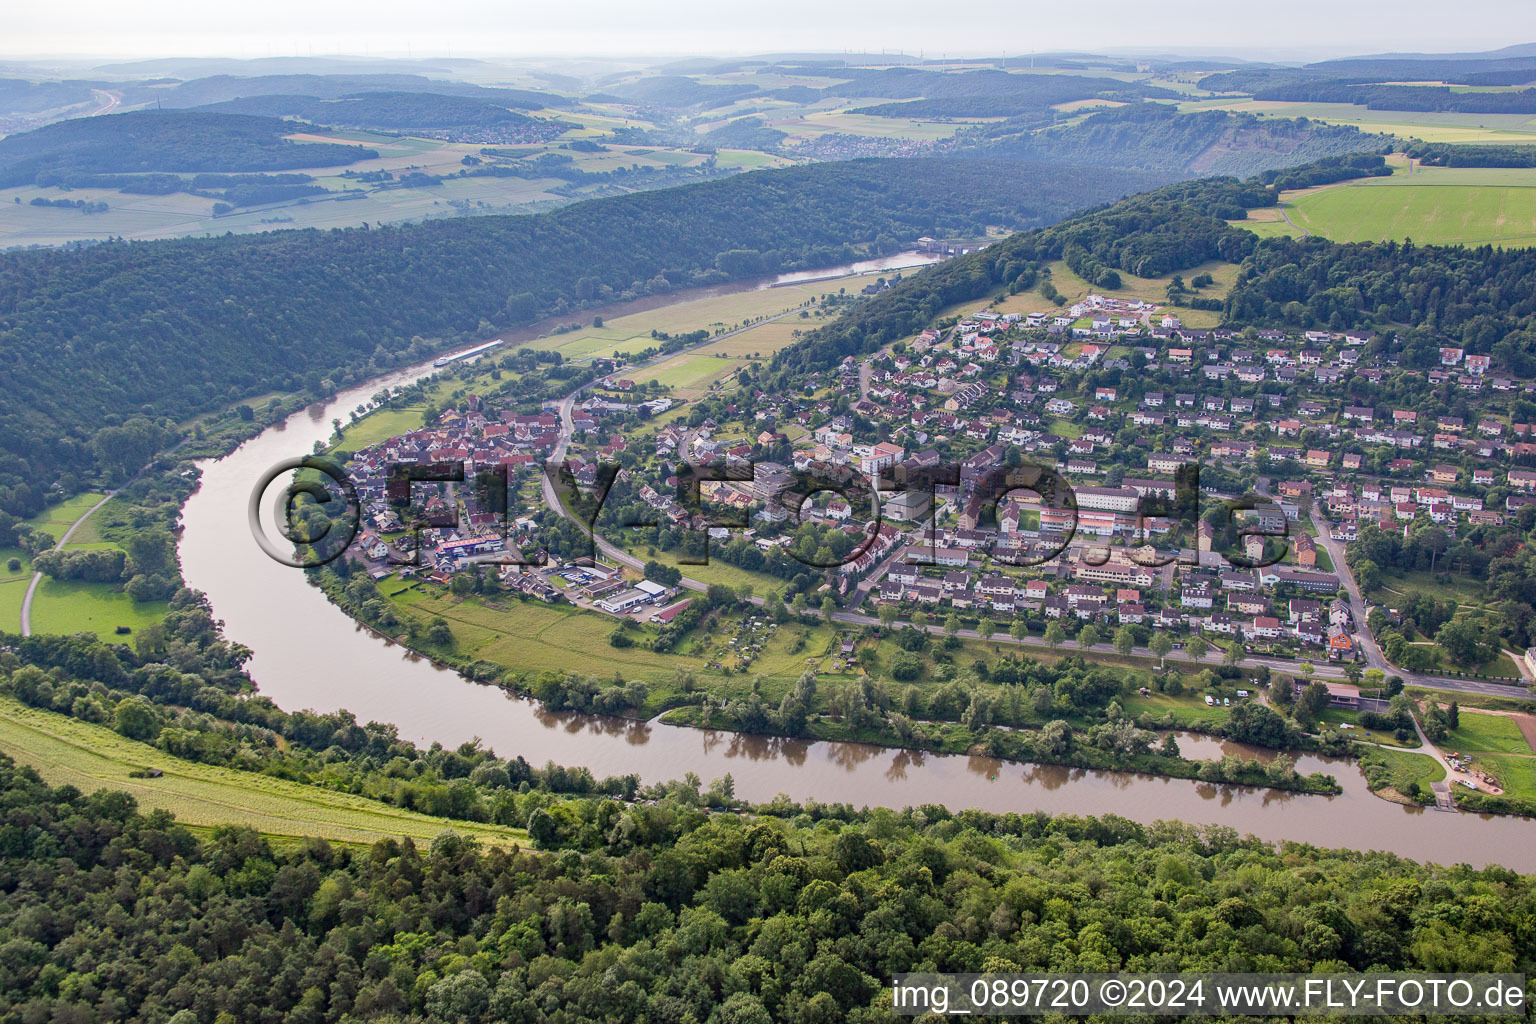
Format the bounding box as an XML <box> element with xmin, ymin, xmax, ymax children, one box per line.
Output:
<box><xmin>660</xmin><ymin>701</ymin><xmax>1341</xmax><ymax>795</ymax></box>
<box><xmin>314</xmin><ymin>565</ymin><xmax>1353</xmax><ymax>798</ymax></box>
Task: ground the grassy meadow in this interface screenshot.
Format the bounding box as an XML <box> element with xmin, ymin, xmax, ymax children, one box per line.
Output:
<box><xmin>0</xmin><ymin>697</ymin><xmax>526</xmax><ymax>847</ymax></box>
<box><xmin>1286</xmin><ymin>179</ymin><xmax>1536</xmax><ymax>247</ymax></box>
<box><xmin>14</xmin><ymin>491</ymin><xmax>173</xmax><ymax>639</ymax></box>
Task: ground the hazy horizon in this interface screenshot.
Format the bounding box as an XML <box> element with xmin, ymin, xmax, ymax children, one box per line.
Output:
<box><xmin>3</xmin><ymin>0</ymin><xmax>1531</xmax><ymax>66</ymax></box>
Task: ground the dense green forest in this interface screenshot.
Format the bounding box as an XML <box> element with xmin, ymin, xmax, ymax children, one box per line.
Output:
<box><xmin>1198</xmin><ymin>56</ymin><xmax>1536</xmax><ymax>94</ymax></box>
<box><xmin>0</xmin><ymin>110</ymin><xmax>378</xmax><ymax>187</ymax></box>
<box><xmin>1</xmin><ymin>747</ymin><xmax>1532</xmax><ymax>1024</ymax></box>
<box><xmin>957</xmin><ymin>105</ymin><xmax>1388</xmax><ymax>177</ymax></box>
<box><xmin>1403</xmin><ymin>141</ymin><xmax>1536</xmax><ymax>167</ymax></box>
<box><xmin>196</xmin><ymin>92</ymin><xmax>573</xmax><ymax>135</ymax></box>
<box><xmin>0</xmin><ymin>156</ymin><xmax>1164</xmax><ymax>517</ymax></box>
<box><xmin>1251</xmin><ymin>82</ymin><xmax>1536</xmax><ymax>114</ymax></box>
<box><xmin>696</xmin><ymin>117</ymin><xmax>789</xmax><ymax>151</ymax></box>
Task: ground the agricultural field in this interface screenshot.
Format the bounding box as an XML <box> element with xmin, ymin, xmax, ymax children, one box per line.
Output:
<box><xmin>1232</xmin><ymin>206</ymin><xmax>1301</xmax><ymax>239</ymax></box>
<box><xmin>0</xmin><ymin>122</ymin><xmax>732</xmax><ymax>246</ymax></box>
<box><xmin>1178</xmin><ymin>97</ymin><xmax>1536</xmax><ymax>144</ymax></box>
<box><xmin>642</xmin><ymin>353</ymin><xmax>745</xmax><ymax>390</ymax></box>
<box><xmin>332</xmin><ymin>267</ymin><xmax>882</xmax><ymax>452</ymax></box>
<box><xmin>0</xmin><ymin>166</ymin><xmax>568</xmax><ymax>247</ymax></box>
<box><xmin>0</xmin><ymin>697</ymin><xmax>526</xmax><ymax>846</ymax></box>
<box><xmin>1274</xmin><ymin>167</ymin><xmax>1536</xmax><ymax>247</ymax></box>
<box><xmin>521</xmin><ymin>271</ymin><xmax>885</xmax><ymax>366</ymax></box>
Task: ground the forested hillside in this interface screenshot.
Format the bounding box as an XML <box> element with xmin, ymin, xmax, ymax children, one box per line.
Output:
<box><xmin>958</xmin><ymin>105</ymin><xmax>1389</xmax><ymax>177</ymax></box>
<box><xmin>0</xmin><ymin>77</ymin><xmax>103</xmax><ymax>115</ymax></box>
<box><xmin>0</xmin><ymin>157</ymin><xmax>1164</xmax><ymax>516</ymax></box>
<box><xmin>0</xmin><ymin>752</ymin><xmax>1529</xmax><ymax>1024</ymax></box>
<box><xmin>0</xmin><ymin>110</ymin><xmax>377</xmax><ymax>187</ymax></box>
<box><xmin>840</xmin><ymin>69</ymin><xmax>1180</xmax><ymax>119</ymax></box>
<box><xmin>196</xmin><ymin>92</ymin><xmax>574</xmax><ymax>134</ymax></box>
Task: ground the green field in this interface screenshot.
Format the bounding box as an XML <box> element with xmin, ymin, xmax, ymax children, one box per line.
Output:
<box><xmin>1317</xmin><ymin>707</ymin><xmax>1416</xmax><ymax>747</ymax></box>
<box><xmin>13</xmin><ymin>490</ymin><xmax>172</xmax><ymax>638</ymax></box>
<box><xmin>27</xmin><ymin>578</ymin><xmax>169</xmax><ymax>638</ymax></box>
<box><xmin>1362</xmin><ymin>746</ymin><xmax>1446</xmax><ymax>792</ymax></box>
<box><xmin>1442</xmin><ymin>711</ymin><xmax>1534</xmax><ymax>756</ymax></box>
<box><xmin>0</xmin><ymin>119</ymin><xmax>750</xmax><ymax>247</ymax></box>
<box><xmin>645</xmin><ymin>353</ymin><xmax>742</xmax><ymax>389</ymax></box>
<box><xmin>24</xmin><ymin>491</ymin><xmax>108</xmax><ymax>538</ymax></box>
<box><xmin>0</xmin><ymin>578</ymin><xmax>28</xmax><ymax>632</ymax></box>
<box><xmin>10</xmin><ymin>492</ymin><xmax>167</xmax><ymax>637</ymax></box>
<box><xmin>0</xmin><ymin>697</ymin><xmax>526</xmax><ymax>846</ymax></box>
<box><xmin>1398</xmin><ymin>641</ymin><xmax>1520</xmax><ymax>679</ymax></box>
<box><xmin>1370</xmin><ymin>567</ymin><xmax>1490</xmax><ymax>607</ymax></box>
<box><xmin>394</xmin><ymin>587</ymin><xmax>854</xmax><ymax>694</ymax></box>
<box><xmin>609</xmin><ymin>535</ymin><xmax>786</xmax><ymax>594</ymax></box>
<box><xmin>1433</xmin><ymin>707</ymin><xmax>1536</xmax><ymax>800</ymax></box>
<box><xmin>1284</xmin><ymin>178</ymin><xmax>1536</xmax><ymax>247</ymax></box>
<box><xmin>1120</xmin><ymin>689</ymin><xmax>1232</xmax><ymax>726</ymax></box>
<box><xmin>392</xmin><ymin>587</ymin><xmax>697</xmax><ymax>683</ymax></box>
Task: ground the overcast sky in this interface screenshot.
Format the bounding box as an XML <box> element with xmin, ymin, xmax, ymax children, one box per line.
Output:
<box><xmin>4</xmin><ymin>0</ymin><xmax>1530</xmax><ymax>63</ymax></box>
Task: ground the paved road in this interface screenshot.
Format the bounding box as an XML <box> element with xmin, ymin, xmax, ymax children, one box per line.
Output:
<box><xmin>88</xmin><ymin>89</ymin><xmax>121</xmax><ymax>116</ymax></box>
<box><xmin>1277</xmin><ymin>202</ymin><xmax>1311</xmax><ymax>238</ymax></box>
<box><xmin>1309</xmin><ymin>507</ymin><xmax>1389</xmax><ymax>673</ymax></box>
<box><xmin>19</xmin><ymin>494</ymin><xmax>115</xmax><ymax>636</ymax></box>
<box><xmin>1305</xmin><ymin>507</ymin><xmax>1527</xmax><ymax>696</ymax></box>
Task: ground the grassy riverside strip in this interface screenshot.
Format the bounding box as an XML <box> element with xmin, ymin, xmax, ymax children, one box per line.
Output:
<box><xmin>315</xmin><ymin>571</ymin><xmax>1344</xmax><ymax>797</ymax></box>
<box><xmin>0</xmin><ymin>696</ymin><xmax>527</xmax><ymax>846</ymax></box>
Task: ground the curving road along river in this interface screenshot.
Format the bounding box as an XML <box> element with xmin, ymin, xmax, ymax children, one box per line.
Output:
<box><xmin>178</xmin><ymin>259</ymin><xmax>1536</xmax><ymax>870</ymax></box>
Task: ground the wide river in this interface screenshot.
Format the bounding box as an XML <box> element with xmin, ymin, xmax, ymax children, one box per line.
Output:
<box><xmin>178</xmin><ymin>254</ymin><xmax>1536</xmax><ymax>869</ymax></box>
